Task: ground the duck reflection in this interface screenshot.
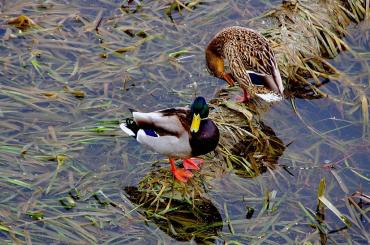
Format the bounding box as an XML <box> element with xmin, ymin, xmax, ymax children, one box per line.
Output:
<box><xmin>286</xmin><ymin>77</ymin><xmax>330</xmax><ymax>100</ymax></box>
<box><xmin>124</xmin><ymin>184</ymin><xmax>222</xmax><ymax>243</ymax></box>
<box><xmin>208</xmin><ymin>95</ymin><xmax>286</xmax><ymax>178</ymax></box>
<box><xmin>228</xmin><ymin>121</ymin><xmax>286</xmax><ymax>178</ymax></box>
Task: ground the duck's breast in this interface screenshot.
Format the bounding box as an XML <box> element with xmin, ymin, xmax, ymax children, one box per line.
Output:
<box><xmin>190</xmin><ymin>119</ymin><xmax>220</xmax><ymax>157</ymax></box>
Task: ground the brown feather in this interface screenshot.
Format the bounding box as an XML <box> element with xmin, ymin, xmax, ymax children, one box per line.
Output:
<box><xmin>158</xmin><ymin>107</ymin><xmax>192</xmax><ymax>133</ymax></box>
<box><xmin>206</xmin><ymin>26</ymin><xmax>284</xmax><ymax>99</ymax></box>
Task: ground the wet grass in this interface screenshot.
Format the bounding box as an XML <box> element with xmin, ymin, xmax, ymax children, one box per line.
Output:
<box><xmin>0</xmin><ymin>0</ymin><xmax>369</xmax><ymax>244</ymax></box>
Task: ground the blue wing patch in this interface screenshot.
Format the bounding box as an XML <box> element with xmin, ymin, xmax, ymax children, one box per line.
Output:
<box><xmin>143</xmin><ymin>129</ymin><xmax>159</xmax><ymax>137</ymax></box>
<box><xmin>249</xmin><ymin>73</ymin><xmax>264</xmax><ymax>86</ymax></box>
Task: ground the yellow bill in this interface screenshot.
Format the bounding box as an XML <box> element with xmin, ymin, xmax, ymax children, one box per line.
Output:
<box><xmin>190</xmin><ymin>113</ymin><xmax>201</xmax><ymax>133</ymax></box>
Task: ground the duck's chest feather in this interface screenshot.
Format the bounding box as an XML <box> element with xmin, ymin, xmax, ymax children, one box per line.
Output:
<box><xmin>190</xmin><ymin>119</ymin><xmax>220</xmax><ymax>157</ymax></box>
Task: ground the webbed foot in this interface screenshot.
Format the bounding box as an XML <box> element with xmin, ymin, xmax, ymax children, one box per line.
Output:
<box><xmin>173</xmin><ymin>168</ymin><xmax>194</xmax><ymax>182</ymax></box>
<box><xmin>183</xmin><ymin>158</ymin><xmax>204</xmax><ymax>171</ymax></box>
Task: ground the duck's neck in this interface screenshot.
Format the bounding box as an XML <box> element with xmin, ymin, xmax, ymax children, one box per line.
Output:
<box><xmin>205</xmin><ymin>44</ymin><xmax>225</xmax><ymax>79</ymax></box>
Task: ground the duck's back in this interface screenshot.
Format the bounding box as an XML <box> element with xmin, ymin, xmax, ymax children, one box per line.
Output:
<box><xmin>218</xmin><ymin>27</ymin><xmax>275</xmax><ymax>75</ymax></box>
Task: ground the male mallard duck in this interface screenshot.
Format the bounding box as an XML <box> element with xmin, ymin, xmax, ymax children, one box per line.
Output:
<box><xmin>205</xmin><ymin>26</ymin><xmax>284</xmax><ymax>102</ymax></box>
<box><xmin>119</xmin><ymin>97</ymin><xmax>220</xmax><ymax>182</ymax></box>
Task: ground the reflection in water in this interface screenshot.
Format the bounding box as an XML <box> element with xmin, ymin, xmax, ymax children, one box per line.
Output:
<box><xmin>124</xmin><ymin>186</ymin><xmax>222</xmax><ymax>243</ymax></box>
<box><xmin>209</xmin><ymin>93</ymin><xmax>287</xmax><ymax>179</ymax></box>
<box><xmin>229</xmin><ymin>121</ymin><xmax>286</xmax><ymax>178</ymax></box>
<box><xmin>286</xmin><ymin>78</ymin><xmax>330</xmax><ymax>100</ymax></box>
<box><xmin>210</xmin><ymin>66</ymin><xmax>333</xmax><ymax>179</ymax></box>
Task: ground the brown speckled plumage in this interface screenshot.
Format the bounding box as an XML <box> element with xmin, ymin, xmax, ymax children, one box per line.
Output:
<box><xmin>206</xmin><ymin>26</ymin><xmax>284</xmax><ymax>102</ymax></box>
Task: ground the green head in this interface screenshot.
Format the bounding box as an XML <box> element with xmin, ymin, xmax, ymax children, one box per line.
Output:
<box><xmin>190</xmin><ymin>96</ymin><xmax>209</xmax><ymax>133</ymax></box>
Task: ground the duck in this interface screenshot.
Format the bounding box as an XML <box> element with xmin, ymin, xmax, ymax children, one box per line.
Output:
<box><xmin>119</xmin><ymin>97</ymin><xmax>220</xmax><ymax>182</ymax></box>
<box><xmin>205</xmin><ymin>26</ymin><xmax>285</xmax><ymax>102</ymax></box>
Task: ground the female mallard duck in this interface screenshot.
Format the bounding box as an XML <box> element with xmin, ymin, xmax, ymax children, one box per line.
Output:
<box><xmin>205</xmin><ymin>26</ymin><xmax>284</xmax><ymax>102</ymax></box>
<box><xmin>119</xmin><ymin>97</ymin><xmax>220</xmax><ymax>182</ymax></box>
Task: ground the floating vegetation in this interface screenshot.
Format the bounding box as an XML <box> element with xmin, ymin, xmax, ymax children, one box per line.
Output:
<box><xmin>64</xmin><ymin>85</ymin><xmax>86</xmax><ymax>99</ymax></box>
<box><xmin>165</xmin><ymin>0</ymin><xmax>203</xmax><ymax>22</ymax></box>
<box><xmin>8</xmin><ymin>15</ymin><xmax>37</xmax><ymax>31</ymax></box>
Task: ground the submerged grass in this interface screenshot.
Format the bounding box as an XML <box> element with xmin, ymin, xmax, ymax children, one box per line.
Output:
<box><xmin>0</xmin><ymin>0</ymin><xmax>369</xmax><ymax>243</ymax></box>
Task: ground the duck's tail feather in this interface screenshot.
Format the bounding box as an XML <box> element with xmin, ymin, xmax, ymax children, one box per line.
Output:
<box><xmin>271</xmin><ymin>61</ymin><xmax>284</xmax><ymax>95</ymax></box>
<box><xmin>120</xmin><ymin>123</ymin><xmax>135</xmax><ymax>137</ymax></box>
<box><xmin>255</xmin><ymin>92</ymin><xmax>283</xmax><ymax>102</ymax></box>
<box><xmin>119</xmin><ymin>118</ymin><xmax>138</xmax><ymax>137</ymax></box>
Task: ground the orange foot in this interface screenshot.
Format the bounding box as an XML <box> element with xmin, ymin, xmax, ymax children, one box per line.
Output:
<box><xmin>236</xmin><ymin>89</ymin><xmax>251</xmax><ymax>103</ymax></box>
<box><xmin>183</xmin><ymin>158</ymin><xmax>204</xmax><ymax>171</ymax></box>
<box><xmin>173</xmin><ymin>168</ymin><xmax>194</xmax><ymax>182</ymax></box>
<box><xmin>169</xmin><ymin>158</ymin><xmax>194</xmax><ymax>182</ymax></box>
